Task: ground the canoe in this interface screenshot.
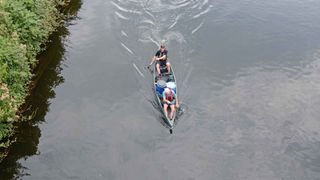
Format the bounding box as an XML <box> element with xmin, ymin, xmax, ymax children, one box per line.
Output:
<box><xmin>153</xmin><ymin>63</ymin><xmax>178</xmax><ymax>133</ymax></box>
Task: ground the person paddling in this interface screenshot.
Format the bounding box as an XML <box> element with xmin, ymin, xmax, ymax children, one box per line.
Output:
<box><xmin>150</xmin><ymin>45</ymin><xmax>171</xmax><ymax>75</ymax></box>
<box><xmin>162</xmin><ymin>87</ymin><xmax>179</xmax><ymax>120</ymax></box>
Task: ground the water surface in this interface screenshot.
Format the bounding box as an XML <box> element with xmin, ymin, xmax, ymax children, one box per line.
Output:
<box><xmin>1</xmin><ymin>0</ymin><xmax>320</xmax><ymax>179</ymax></box>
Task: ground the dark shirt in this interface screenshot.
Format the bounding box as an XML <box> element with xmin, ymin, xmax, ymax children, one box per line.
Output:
<box><xmin>155</xmin><ymin>49</ymin><xmax>168</xmax><ymax>60</ymax></box>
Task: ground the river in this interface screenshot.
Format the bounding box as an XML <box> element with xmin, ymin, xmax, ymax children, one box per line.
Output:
<box><xmin>1</xmin><ymin>0</ymin><xmax>320</xmax><ymax>179</ymax></box>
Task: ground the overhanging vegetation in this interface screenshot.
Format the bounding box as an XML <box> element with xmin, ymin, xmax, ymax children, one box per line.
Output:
<box><xmin>0</xmin><ymin>0</ymin><xmax>68</xmax><ymax>161</ymax></box>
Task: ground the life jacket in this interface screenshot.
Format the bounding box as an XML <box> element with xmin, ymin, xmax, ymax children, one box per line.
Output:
<box><xmin>165</xmin><ymin>89</ymin><xmax>174</xmax><ymax>101</ymax></box>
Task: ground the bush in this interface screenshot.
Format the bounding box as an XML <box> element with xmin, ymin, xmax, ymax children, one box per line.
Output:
<box><xmin>0</xmin><ymin>36</ymin><xmax>30</xmax><ymax>105</ymax></box>
<box><xmin>0</xmin><ymin>123</ymin><xmax>13</xmax><ymax>145</ymax></box>
<box><xmin>2</xmin><ymin>0</ymin><xmax>60</xmax><ymax>61</ymax></box>
<box><xmin>0</xmin><ymin>0</ymin><xmax>64</xmax><ymax>156</ymax></box>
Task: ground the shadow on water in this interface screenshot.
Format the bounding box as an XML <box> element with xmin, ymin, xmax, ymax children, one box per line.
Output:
<box><xmin>0</xmin><ymin>1</ymin><xmax>82</xmax><ymax>179</ymax></box>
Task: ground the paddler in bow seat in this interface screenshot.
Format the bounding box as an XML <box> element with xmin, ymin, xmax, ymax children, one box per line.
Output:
<box><xmin>162</xmin><ymin>87</ymin><xmax>179</xmax><ymax>120</ymax></box>
<box><xmin>150</xmin><ymin>44</ymin><xmax>171</xmax><ymax>75</ymax></box>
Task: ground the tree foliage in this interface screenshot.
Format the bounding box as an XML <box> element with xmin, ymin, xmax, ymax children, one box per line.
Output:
<box><xmin>0</xmin><ymin>0</ymin><xmax>63</xmax><ymax>152</ymax></box>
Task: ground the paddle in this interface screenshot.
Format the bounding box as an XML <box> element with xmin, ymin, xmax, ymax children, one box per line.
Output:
<box><xmin>145</xmin><ymin>58</ymin><xmax>155</xmax><ymax>71</ymax></box>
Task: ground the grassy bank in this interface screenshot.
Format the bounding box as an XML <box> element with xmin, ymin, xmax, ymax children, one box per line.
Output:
<box><xmin>0</xmin><ymin>0</ymin><xmax>68</xmax><ymax>161</ymax></box>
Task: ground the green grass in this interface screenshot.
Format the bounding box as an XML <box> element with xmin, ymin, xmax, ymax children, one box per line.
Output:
<box><xmin>0</xmin><ymin>0</ymin><xmax>67</xmax><ymax>161</ymax></box>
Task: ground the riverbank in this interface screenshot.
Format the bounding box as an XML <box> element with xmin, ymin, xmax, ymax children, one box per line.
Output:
<box><xmin>0</xmin><ymin>0</ymin><xmax>72</xmax><ymax>162</ymax></box>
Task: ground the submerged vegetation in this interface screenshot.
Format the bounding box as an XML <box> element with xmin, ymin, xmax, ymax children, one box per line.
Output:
<box><xmin>0</xmin><ymin>0</ymin><xmax>70</xmax><ymax>161</ymax></box>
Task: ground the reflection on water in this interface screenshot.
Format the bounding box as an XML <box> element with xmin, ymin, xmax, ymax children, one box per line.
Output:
<box><xmin>109</xmin><ymin>0</ymin><xmax>320</xmax><ymax>179</ymax></box>
<box><xmin>0</xmin><ymin>1</ymin><xmax>82</xmax><ymax>179</ymax></box>
<box><xmin>1</xmin><ymin>0</ymin><xmax>320</xmax><ymax>179</ymax></box>
<box><xmin>188</xmin><ymin>51</ymin><xmax>320</xmax><ymax>179</ymax></box>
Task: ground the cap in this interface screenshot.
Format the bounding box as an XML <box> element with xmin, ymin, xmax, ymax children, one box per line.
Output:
<box><xmin>160</xmin><ymin>40</ymin><xmax>166</xmax><ymax>48</ymax></box>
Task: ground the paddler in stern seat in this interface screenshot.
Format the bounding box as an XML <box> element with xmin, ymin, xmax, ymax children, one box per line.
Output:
<box><xmin>150</xmin><ymin>44</ymin><xmax>171</xmax><ymax>75</ymax></box>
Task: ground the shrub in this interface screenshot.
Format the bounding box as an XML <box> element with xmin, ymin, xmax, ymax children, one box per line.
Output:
<box><xmin>0</xmin><ymin>0</ymin><xmax>64</xmax><ymax>157</ymax></box>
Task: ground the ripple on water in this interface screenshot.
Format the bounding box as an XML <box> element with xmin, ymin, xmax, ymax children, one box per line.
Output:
<box><xmin>111</xmin><ymin>0</ymin><xmax>213</xmax><ymax>48</ymax></box>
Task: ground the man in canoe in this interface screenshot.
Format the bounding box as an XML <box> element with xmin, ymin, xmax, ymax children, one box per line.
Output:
<box><xmin>150</xmin><ymin>45</ymin><xmax>171</xmax><ymax>75</ymax></box>
<box><xmin>163</xmin><ymin>87</ymin><xmax>179</xmax><ymax>120</ymax></box>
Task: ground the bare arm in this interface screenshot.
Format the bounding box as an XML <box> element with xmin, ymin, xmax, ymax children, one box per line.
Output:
<box><xmin>175</xmin><ymin>96</ymin><xmax>179</xmax><ymax>108</ymax></box>
<box><xmin>149</xmin><ymin>56</ymin><xmax>156</xmax><ymax>65</ymax></box>
<box><xmin>162</xmin><ymin>91</ymin><xmax>169</xmax><ymax>103</ymax></box>
<box><xmin>150</xmin><ymin>50</ymin><xmax>160</xmax><ymax>65</ymax></box>
<box><xmin>173</xmin><ymin>91</ymin><xmax>179</xmax><ymax>108</ymax></box>
<box><xmin>158</xmin><ymin>55</ymin><xmax>167</xmax><ymax>61</ymax></box>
